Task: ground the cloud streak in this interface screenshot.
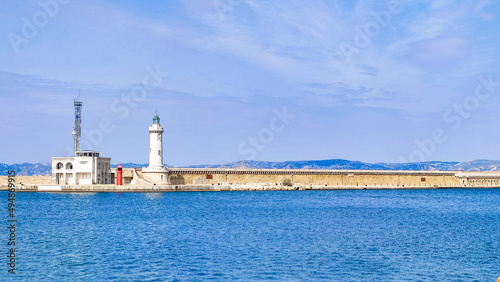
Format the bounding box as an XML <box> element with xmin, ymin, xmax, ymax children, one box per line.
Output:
<box><xmin>2</xmin><ymin>0</ymin><xmax>500</xmax><ymax>164</ymax></box>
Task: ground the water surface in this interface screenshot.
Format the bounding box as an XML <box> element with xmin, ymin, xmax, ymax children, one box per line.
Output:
<box><xmin>2</xmin><ymin>189</ymin><xmax>500</xmax><ymax>281</ymax></box>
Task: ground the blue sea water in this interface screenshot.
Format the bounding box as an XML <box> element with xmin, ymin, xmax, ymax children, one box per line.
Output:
<box><xmin>2</xmin><ymin>189</ymin><xmax>500</xmax><ymax>281</ymax></box>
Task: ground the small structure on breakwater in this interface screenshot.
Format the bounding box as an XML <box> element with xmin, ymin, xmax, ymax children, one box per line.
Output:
<box><xmin>51</xmin><ymin>99</ymin><xmax>112</xmax><ymax>185</ymax></box>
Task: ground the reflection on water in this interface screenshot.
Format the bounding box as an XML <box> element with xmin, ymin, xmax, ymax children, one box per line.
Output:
<box><xmin>144</xmin><ymin>192</ymin><xmax>163</xmax><ymax>199</ymax></box>
<box><xmin>68</xmin><ymin>192</ymin><xmax>97</xmax><ymax>197</ymax></box>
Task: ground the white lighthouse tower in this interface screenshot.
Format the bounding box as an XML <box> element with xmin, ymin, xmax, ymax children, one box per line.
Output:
<box><xmin>141</xmin><ymin>111</ymin><xmax>168</xmax><ymax>185</ymax></box>
<box><xmin>147</xmin><ymin>111</ymin><xmax>165</xmax><ymax>170</ymax></box>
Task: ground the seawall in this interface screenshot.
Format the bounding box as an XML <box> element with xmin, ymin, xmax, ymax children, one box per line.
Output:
<box><xmin>166</xmin><ymin>168</ymin><xmax>500</xmax><ymax>188</ymax></box>
<box><xmin>2</xmin><ymin>184</ymin><xmax>496</xmax><ymax>193</ymax></box>
<box><xmin>0</xmin><ymin>175</ymin><xmax>51</xmax><ymax>185</ymax></box>
<box><xmin>3</xmin><ymin>169</ymin><xmax>500</xmax><ymax>192</ymax></box>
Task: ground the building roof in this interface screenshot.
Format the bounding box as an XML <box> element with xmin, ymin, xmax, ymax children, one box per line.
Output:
<box><xmin>153</xmin><ymin>113</ymin><xmax>160</xmax><ymax>124</ymax></box>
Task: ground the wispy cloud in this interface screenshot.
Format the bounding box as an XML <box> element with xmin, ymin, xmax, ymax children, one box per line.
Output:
<box><xmin>2</xmin><ymin>0</ymin><xmax>500</xmax><ymax>164</ymax></box>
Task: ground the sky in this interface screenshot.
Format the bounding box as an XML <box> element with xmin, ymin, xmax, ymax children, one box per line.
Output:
<box><xmin>1</xmin><ymin>0</ymin><xmax>500</xmax><ymax>166</ymax></box>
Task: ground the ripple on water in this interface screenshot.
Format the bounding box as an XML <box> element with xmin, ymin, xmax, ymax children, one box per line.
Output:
<box><xmin>4</xmin><ymin>189</ymin><xmax>500</xmax><ymax>280</ymax></box>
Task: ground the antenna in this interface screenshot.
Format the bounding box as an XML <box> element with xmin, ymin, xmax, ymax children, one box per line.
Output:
<box><xmin>72</xmin><ymin>98</ymin><xmax>83</xmax><ymax>155</ymax></box>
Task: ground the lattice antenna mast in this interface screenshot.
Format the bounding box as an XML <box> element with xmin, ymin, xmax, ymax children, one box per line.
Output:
<box><xmin>72</xmin><ymin>98</ymin><xmax>83</xmax><ymax>155</ymax></box>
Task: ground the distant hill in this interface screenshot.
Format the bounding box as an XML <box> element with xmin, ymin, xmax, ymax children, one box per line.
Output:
<box><xmin>208</xmin><ymin>160</ymin><xmax>463</xmax><ymax>171</ymax></box>
<box><xmin>110</xmin><ymin>163</ymin><xmax>148</xmax><ymax>168</ymax></box>
<box><xmin>0</xmin><ymin>163</ymin><xmax>52</xmax><ymax>176</ymax></box>
<box><xmin>3</xmin><ymin>159</ymin><xmax>500</xmax><ymax>176</ymax></box>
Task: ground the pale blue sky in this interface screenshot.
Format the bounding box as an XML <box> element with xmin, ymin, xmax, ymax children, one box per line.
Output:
<box><xmin>1</xmin><ymin>0</ymin><xmax>500</xmax><ymax>166</ymax></box>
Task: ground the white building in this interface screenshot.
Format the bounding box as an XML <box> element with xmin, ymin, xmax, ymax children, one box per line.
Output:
<box><xmin>52</xmin><ymin>151</ymin><xmax>112</xmax><ymax>185</ymax></box>
<box><xmin>51</xmin><ymin>99</ymin><xmax>113</xmax><ymax>185</ymax></box>
<box><xmin>142</xmin><ymin>113</ymin><xmax>169</xmax><ymax>184</ymax></box>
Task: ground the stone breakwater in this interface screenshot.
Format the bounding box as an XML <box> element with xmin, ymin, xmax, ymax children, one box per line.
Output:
<box><xmin>0</xmin><ymin>184</ymin><xmax>301</xmax><ymax>192</ymax></box>
<box><xmin>2</xmin><ymin>169</ymin><xmax>500</xmax><ymax>192</ymax></box>
<box><xmin>0</xmin><ymin>175</ymin><xmax>51</xmax><ymax>185</ymax></box>
<box><xmin>165</xmin><ymin>168</ymin><xmax>500</xmax><ymax>189</ymax></box>
<box><xmin>1</xmin><ymin>184</ymin><xmax>496</xmax><ymax>193</ymax></box>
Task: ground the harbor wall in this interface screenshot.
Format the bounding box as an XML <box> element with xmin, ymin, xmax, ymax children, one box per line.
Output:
<box><xmin>3</xmin><ymin>169</ymin><xmax>500</xmax><ymax>191</ymax></box>
<box><xmin>166</xmin><ymin>168</ymin><xmax>466</xmax><ymax>188</ymax></box>
<box><xmin>0</xmin><ymin>175</ymin><xmax>51</xmax><ymax>185</ymax></box>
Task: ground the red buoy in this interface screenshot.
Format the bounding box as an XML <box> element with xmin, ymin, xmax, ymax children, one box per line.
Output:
<box><xmin>116</xmin><ymin>164</ymin><xmax>123</xmax><ymax>185</ymax></box>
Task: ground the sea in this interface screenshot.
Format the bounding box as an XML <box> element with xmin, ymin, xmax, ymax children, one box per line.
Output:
<box><xmin>2</xmin><ymin>189</ymin><xmax>500</xmax><ymax>281</ymax></box>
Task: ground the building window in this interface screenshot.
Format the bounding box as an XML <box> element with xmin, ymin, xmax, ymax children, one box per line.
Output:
<box><xmin>56</xmin><ymin>162</ymin><xmax>63</xmax><ymax>169</ymax></box>
<box><xmin>158</xmin><ymin>150</ymin><xmax>161</xmax><ymax>156</ymax></box>
<box><xmin>421</xmin><ymin>177</ymin><xmax>426</xmax><ymax>182</ymax></box>
<box><xmin>66</xmin><ymin>163</ymin><xmax>73</xmax><ymax>170</ymax></box>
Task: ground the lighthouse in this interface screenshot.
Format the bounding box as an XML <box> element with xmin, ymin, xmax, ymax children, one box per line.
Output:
<box><xmin>147</xmin><ymin>111</ymin><xmax>165</xmax><ymax>170</ymax></box>
<box><xmin>140</xmin><ymin>111</ymin><xmax>168</xmax><ymax>185</ymax></box>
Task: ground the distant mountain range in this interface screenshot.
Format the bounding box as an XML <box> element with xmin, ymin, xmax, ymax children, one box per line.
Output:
<box><xmin>213</xmin><ymin>159</ymin><xmax>500</xmax><ymax>172</ymax></box>
<box><xmin>3</xmin><ymin>159</ymin><xmax>500</xmax><ymax>176</ymax></box>
<box><xmin>0</xmin><ymin>163</ymin><xmax>52</xmax><ymax>176</ymax></box>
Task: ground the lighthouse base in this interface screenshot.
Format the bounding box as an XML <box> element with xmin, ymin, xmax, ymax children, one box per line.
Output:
<box><xmin>141</xmin><ymin>166</ymin><xmax>169</xmax><ymax>185</ymax></box>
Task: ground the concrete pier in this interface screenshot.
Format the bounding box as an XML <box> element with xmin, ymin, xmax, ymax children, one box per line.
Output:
<box><xmin>3</xmin><ymin>169</ymin><xmax>500</xmax><ymax>192</ymax></box>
